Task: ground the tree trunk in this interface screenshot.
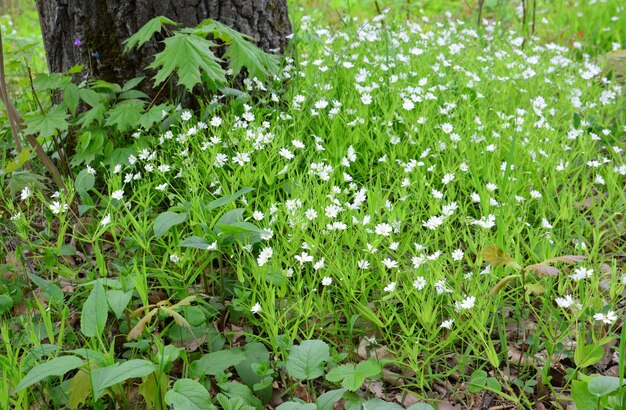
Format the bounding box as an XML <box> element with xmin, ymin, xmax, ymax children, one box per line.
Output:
<box><xmin>35</xmin><ymin>0</ymin><xmax>291</xmax><ymax>86</ymax></box>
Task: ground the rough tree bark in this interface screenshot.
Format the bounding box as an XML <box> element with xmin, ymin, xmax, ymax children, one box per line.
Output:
<box><xmin>35</xmin><ymin>0</ymin><xmax>291</xmax><ymax>86</ymax></box>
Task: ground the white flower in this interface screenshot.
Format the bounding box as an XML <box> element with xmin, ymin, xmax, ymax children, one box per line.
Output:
<box><xmin>594</xmin><ymin>311</ymin><xmax>617</xmax><ymax>324</ymax></box>
<box><xmin>181</xmin><ymin>111</ymin><xmax>192</xmax><ymax>121</ymax></box>
<box><xmin>382</xmin><ymin>258</ymin><xmax>398</xmax><ymax>269</ymax></box>
<box><xmin>570</xmin><ymin>267</ymin><xmax>593</xmax><ymax>281</ymax></box>
<box><xmin>49</xmin><ymin>201</ymin><xmax>68</xmax><ymax>215</ymax></box>
<box><xmin>100</xmin><ymin>214</ymin><xmax>111</xmax><ymax>227</ymax></box>
<box><xmin>20</xmin><ymin>187</ymin><xmax>31</xmax><ymax>201</ymax></box>
<box><xmin>486</xmin><ymin>182</ymin><xmax>498</xmax><ymax>192</ymax></box>
<box><xmin>210</xmin><ymin>116</ymin><xmax>222</xmax><ymax>127</ymax></box>
<box><xmin>295</xmin><ymin>251</ymin><xmax>314</xmax><ymax>265</ymax></box>
<box><xmin>206</xmin><ymin>242</ymin><xmax>218</xmax><ymax>251</ymax></box>
<box><xmin>423</xmin><ymin>215</ymin><xmax>444</xmax><ymax>230</ymax></box>
<box><xmin>257</xmin><ymin>247</ymin><xmax>273</xmax><ymax>267</ymax></box>
<box><xmin>375</xmin><ymin>223</ymin><xmax>393</xmax><ymax>236</ymax></box>
<box><xmin>442</xmin><ymin>173</ymin><xmax>455</xmax><ymax>185</ymax></box>
<box><xmin>413</xmin><ymin>276</ymin><xmax>426</xmax><ymax>290</ymax></box>
<box><xmin>252</xmin><ymin>211</ymin><xmax>265</xmax><ymax>221</ymax></box>
<box><xmin>170</xmin><ymin>254</ymin><xmax>180</xmax><ymax>263</ymax></box>
<box><xmin>530</xmin><ymin>190</ymin><xmax>542</xmax><ymax>199</ymax></box>
<box><xmin>471</xmin><ymin>214</ymin><xmax>496</xmax><ymax>229</ymax></box>
<box><xmin>440</xmin><ymin>319</ymin><xmax>454</xmax><ymax>329</ymax></box>
<box><xmin>456</xmin><ymin>296</ymin><xmax>476</xmax><ymax>310</ymax></box>
<box><xmin>321</xmin><ymin>277</ymin><xmax>333</xmax><ymax>286</ymax></box>
<box><xmin>361</xmin><ymin>93</ymin><xmax>372</xmax><ymax>105</ymax></box>
<box><xmin>305</xmin><ymin>208</ymin><xmax>318</xmax><ymax>220</ymax></box>
<box><xmin>314</xmin><ymin>258</ymin><xmax>325</xmax><ymax>270</ymax></box>
<box><xmin>451</xmin><ymin>249</ymin><xmax>464</xmax><ymax>261</ymax></box>
<box><xmin>357</xmin><ymin>259</ymin><xmax>370</xmax><ymax>269</ymax></box>
<box><xmin>555</xmin><ymin>294</ymin><xmax>577</xmax><ymax>309</ymax></box>
<box><xmin>383</xmin><ymin>282</ymin><xmax>396</xmax><ymax>292</ymax></box>
<box><xmin>251</xmin><ymin>302</ymin><xmax>262</xmax><ymax>314</ymax></box>
<box><xmin>111</xmin><ymin>190</ymin><xmax>124</xmax><ymax>201</ymax></box>
<box><xmin>541</xmin><ymin>218</ymin><xmax>553</xmax><ymax>229</ymax></box>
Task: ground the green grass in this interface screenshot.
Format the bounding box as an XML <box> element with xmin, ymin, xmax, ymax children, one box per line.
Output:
<box><xmin>1</xmin><ymin>0</ymin><xmax>625</xmax><ymax>408</ymax></box>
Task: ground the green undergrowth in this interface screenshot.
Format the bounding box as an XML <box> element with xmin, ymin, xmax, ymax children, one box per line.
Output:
<box><xmin>1</xmin><ymin>0</ymin><xmax>625</xmax><ymax>409</ymax></box>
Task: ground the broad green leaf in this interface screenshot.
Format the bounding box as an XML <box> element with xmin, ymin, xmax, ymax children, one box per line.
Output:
<box><xmin>588</xmin><ymin>376</ymin><xmax>624</xmax><ymax>397</ymax></box>
<box><xmin>407</xmin><ymin>404</ymin><xmax>436</xmax><ymax>410</ymax></box>
<box><xmin>276</xmin><ymin>402</ymin><xmax>316</xmax><ymax>410</ymax></box>
<box><xmin>574</xmin><ymin>343</ymin><xmax>604</xmax><ymax>368</ymax></box>
<box><xmin>121</xmin><ymin>76</ymin><xmax>146</xmax><ymax>92</ymax></box>
<box><xmin>28</xmin><ymin>273</ymin><xmax>63</xmax><ymax>305</ymax></box>
<box><xmin>317</xmin><ymin>388</ymin><xmax>347</xmax><ymax>410</ymax></box>
<box><xmin>572</xmin><ymin>380</ymin><xmax>600</xmax><ymax>408</ymax></box>
<box><xmin>105</xmin><ymin>99</ymin><xmax>146</xmax><ymax>132</ymax></box>
<box><xmin>180</xmin><ymin>236</ymin><xmax>214</xmax><ymax>250</ymax></box>
<box><xmin>106</xmin><ymin>290</ymin><xmax>133</xmax><ymax>319</ymax></box>
<box><xmin>216</xmin><ymin>394</ymin><xmax>256</xmax><ymax>410</ymax></box>
<box><xmin>234</xmin><ymin>342</ymin><xmax>270</xmax><ymax>389</ymax></box>
<box><xmin>118</xmin><ymin>89</ymin><xmax>150</xmax><ymax>100</ymax></box>
<box><xmin>63</xmin><ymin>82</ymin><xmax>80</xmax><ymax>115</ymax></box>
<box><xmin>205</xmin><ymin>188</ymin><xmax>254</xmax><ymax>211</ymax></box>
<box><xmin>33</xmin><ymin>72</ymin><xmax>71</xmax><ymax>90</ymax></box>
<box><xmin>154</xmin><ymin>211</ymin><xmax>188</xmax><ymax>238</ymax></box>
<box><xmin>80</xmin><ymin>281</ymin><xmax>108</xmax><ymax>338</ymax></box>
<box><xmin>0</xmin><ymin>294</ymin><xmax>14</xmax><ymax>314</ymax></box>
<box><xmin>148</xmin><ymin>33</ymin><xmax>226</xmax><ymax>91</ymax></box>
<box><xmin>75</xmin><ymin>169</ymin><xmax>95</xmax><ymax>197</ymax></box>
<box><xmin>190</xmin><ymin>348</ymin><xmax>246</xmax><ymax>377</ymax></box>
<box><xmin>91</xmin><ymin>359</ymin><xmax>156</xmax><ymax>400</ymax></box>
<box><xmin>16</xmin><ymin>355</ymin><xmax>84</xmax><ymax>391</ymax></box>
<box><xmin>223</xmin><ymin>35</ymin><xmax>279</xmax><ymax>81</ymax></box>
<box><xmin>124</xmin><ymin>16</ymin><xmax>178</xmax><ymax>52</ymax></box>
<box><xmin>215</xmin><ymin>221</ymin><xmax>261</xmax><ymax>235</ymax></box>
<box><xmin>217</xmin><ymin>382</ymin><xmax>263</xmax><ymax>409</ymax></box>
<box><xmin>326</xmin><ymin>360</ymin><xmax>380</xmax><ymax>391</ymax></box>
<box><xmin>79</xmin><ymin>88</ymin><xmax>107</xmax><ymax>107</ymax></box>
<box><xmin>468</xmin><ymin>370</ymin><xmax>502</xmax><ymax>394</ymax></box>
<box><xmin>139</xmin><ymin>372</ymin><xmax>169</xmax><ymax>409</ymax></box>
<box><xmin>23</xmin><ymin>105</ymin><xmax>69</xmax><ymax>138</ymax></box>
<box><xmin>286</xmin><ymin>340</ymin><xmax>330</xmax><ymax>380</ymax></box>
<box><xmin>4</xmin><ymin>147</ymin><xmax>30</xmax><ymax>174</ymax></box>
<box><xmin>165</xmin><ymin>378</ymin><xmax>216</xmax><ymax>410</ymax></box>
<box><xmin>140</xmin><ymin>103</ymin><xmax>171</xmax><ymax>130</ymax></box>
<box><xmin>363</xmin><ymin>399</ymin><xmax>404</xmax><ymax>409</ymax></box>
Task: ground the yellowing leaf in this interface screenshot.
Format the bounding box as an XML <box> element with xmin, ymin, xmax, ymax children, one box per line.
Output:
<box><xmin>68</xmin><ymin>367</ymin><xmax>93</xmax><ymax>410</ymax></box>
<box><xmin>542</xmin><ymin>255</ymin><xmax>586</xmax><ymax>264</ymax></box>
<box><xmin>128</xmin><ymin>308</ymin><xmax>159</xmax><ymax>341</ymax></box>
<box><xmin>160</xmin><ymin>306</ymin><xmax>191</xmax><ymax>328</ymax></box>
<box><xmin>525</xmin><ymin>264</ymin><xmax>560</xmax><ymax>277</ymax></box>
<box><xmin>489</xmin><ymin>274</ymin><xmax>520</xmax><ymax>296</ymax></box>
<box><xmin>481</xmin><ymin>246</ymin><xmax>520</xmax><ymax>269</ymax></box>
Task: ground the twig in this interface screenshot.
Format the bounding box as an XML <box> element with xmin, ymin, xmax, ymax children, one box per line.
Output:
<box><xmin>477</xmin><ymin>0</ymin><xmax>485</xmax><ymax>28</ymax></box>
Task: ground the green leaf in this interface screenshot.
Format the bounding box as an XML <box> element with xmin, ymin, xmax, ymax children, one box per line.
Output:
<box><xmin>363</xmin><ymin>399</ymin><xmax>404</xmax><ymax>409</ymax></box>
<box><xmin>154</xmin><ymin>211</ymin><xmax>188</xmax><ymax>239</ymax></box>
<box><xmin>406</xmin><ymin>404</ymin><xmax>436</xmax><ymax>410</ymax></box>
<box><xmin>75</xmin><ymin>169</ymin><xmax>95</xmax><ymax>197</ymax></box>
<box><xmin>223</xmin><ymin>34</ymin><xmax>279</xmax><ymax>81</ymax></box>
<box><xmin>217</xmin><ymin>382</ymin><xmax>263</xmax><ymax>409</ymax></box>
<box><xmin>190</xmin><ymin>348</ymin><xmax>246</xmax><ymax>377</ymax></box>
<box><xmin>67</xmin><ymin>367</ymin><xmax>92</xmax><ymax>410</ymax></box>
<box><xmin>468</xmin><ymin>370</ymin><xmax>502</xmax><ymax>394</ymax></box>
<box><xmin>276</xmin><ymin>402</ymin><xmax>316</xmax><ymax>410</ymax></box>
<box><xmin>80</xmin><ymin>280</ymin><xmax>108</xmax><ymax>338</ymax></box>
<box><xmin>205</xmin><ymin>188</ymin><xmax>254</xmax><ymax>211</ymax></box>
<box><xmin>574</xmin><ymin>343</ymin><xmax>605</xmax><ymax>368</ymax></box>
<box><xmin>121</xmin><ymin>76</ymin><xmax>146</xmax><ymax>92</ymax></box>
<box><xmin>572</xmin><ymin>380</ymin><xmax>600</xmax><ymax>408</ymax></box>
<box><xmin>0</xmin><ymin>294</ymin><xmax>14</xmax><ymax>314</ymax></box>
<box><xmin>326</xmin><ymin>360</ymin><xmax>381</xmax><ymax>391</ymax></box>
<box><xmin>4</xmin><ymin>147</ymin><xmax>31</xmax><ymax>174</ymax></box>
<box><xmin>286</xmin><ymin>340</ymin><xmax>330</xmax><ymax>380</ymax></box>
<box><xmin>124</xmin><ymin>16</ymin><xmax>178</xmax><ymax>52</ymax></box>
<box><xmin>33</xmin><ymin>72</ymin><xmax>71</xmax><ymax>90</ymax></box>
<box><xmin>91</xmin><ymin>359</ymin><xmax>156</xmax><ymax>400</ymax></box>
<box><xmin>63</xmin><ymin>83</ymin><xmax>80</xmax><ymax>115</ymax></box>
<box><xmin>588</xmin><ymin>376</ymin><xmax>624</xmax><ymax>397</ymax></box>
<box><xmin>180</xmin><ymin>236</ymin><xmax>214</xmax><ymax>250</ymax></box>
<box><xmin>106</xmin><ymin>290</ymin><xmax>133</xmax><ymax>319</ymax></box>
<box><xmin>105</xmin><ymin>99</ymin><xmax>146</xmax><ymax>132</ymax></box>
<box><xmin>216</xmin><ymin>394</ymin><xmax>256</xmax><ymax>410</ymax></box>
<box><xmin>148</xmin><ymin>33</ymin><xmax>226</xmax><ymax>92</ymax></box>
<box><xmin>24</xmin><ymin>105</ymin><xmax>69</xmax><ymax>138</ymax></box>
<box><xmin>139</xmin><ymin>103</ymin><xmax>171</xmax><ymax>130</ymax></box>
<box><xmin>215</xmin><ymin>221</ymin><xmax>261</xmax><ymax>235</ymax></box>
<box><xmin>316</xmin><ymin>388</ymin><xmax>347</xmax><ymax>410</ymax></box>
<box><xmin>165</xmin><ymin>378</ymin><xmax>216</xmax><ymax>410</ymax></box>
<box><xmin>16</xmin><ymin>355</ymin><xmax>84</xmax><ymax>391</ymax></box>
<box><xmin>28</xmin><ymin>273</ymin><xmax>63</xmax><ymax>305</ymax></box>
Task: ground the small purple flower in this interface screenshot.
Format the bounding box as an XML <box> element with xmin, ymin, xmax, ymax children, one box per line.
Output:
<box><xmin>91</xmin><ymin>51</ymin><xmax>100</xmax><ymax>60</ymax></box>
<box><xmin>74</xmin><ymin>38</ymin><xmax>82</xmax><ymax>47</ymax></box>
